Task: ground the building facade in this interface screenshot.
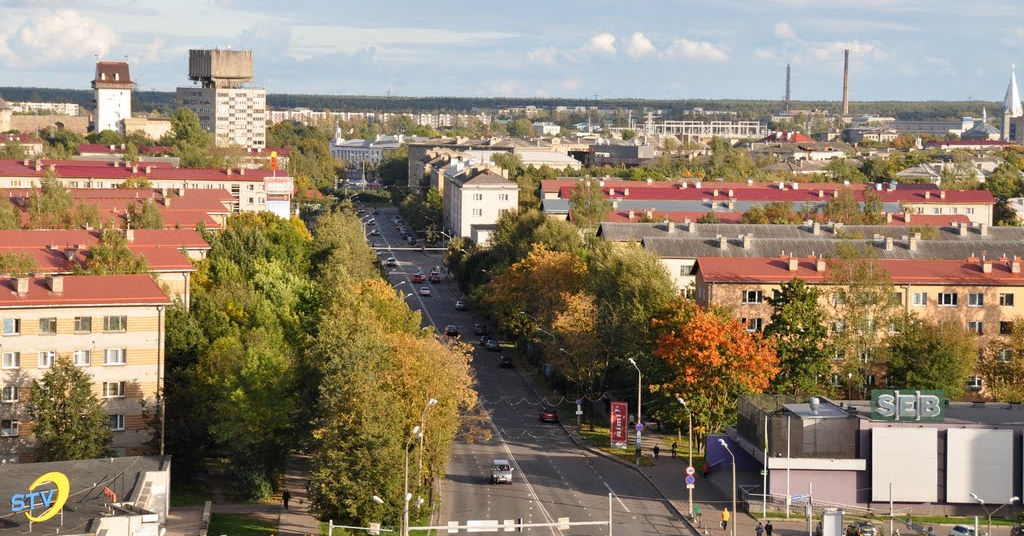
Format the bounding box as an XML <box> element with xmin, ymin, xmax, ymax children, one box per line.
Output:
<box><xmin>92</xmin><ymin>62</ymin><xmax>133</xmax><ymax>134</ymax></box>
<box><xmin>0</xmin><ymin>274</ymin><xmax>171</xmax><ymax>462</ymax></box>
<box><xmin>443</xmin><ymin>169</ymin><xmax>519</xmax><ymax>244</ymax></box>
<box><xmin>176</xmin><ymin>49</ymin><xmax>266</xmax><ymax>148</ymax></box>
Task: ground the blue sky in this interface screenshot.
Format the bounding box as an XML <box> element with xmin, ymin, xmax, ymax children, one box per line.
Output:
<box><xmin>0</xmin><ymin>0</ymin><xmax>1021</xmax><ymax>101</ymax></box>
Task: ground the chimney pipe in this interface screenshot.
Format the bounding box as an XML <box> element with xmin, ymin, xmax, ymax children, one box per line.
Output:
<box><xmin>909</xmin><ymin>236</ymin><xmax>918</xmax><ymax>251</ymax></box>
<box><xmin>666</xmin><ymin>220</ymin><xmax>676</xmax><ymax>234</ymax></box>
<box><xmin>885</xmin><ymin>237</ymin><xmax>893</xmax><ymax>251</ymax></box>
<box><xmin>788</xmin><ymin>256</ymin><xmax>799</xmax><ymax>272</ymax></box>
<box><xmin>125</xmin><ymin>228</ymin><xmax>135</xmax><ymax>243</ymax></box>
<box><xmin>718</xmin><ymin>235</ymin><xmax>728</xmax><ymax>249</ymax></box>
<box><xmin>842</xmin><ymin>48</ymin><xmax>850</xmax><ymax>115</ymax></box>
<box><xmin>816</xmin><ymin>258</ymin><xmax>827</xmax><ymax>272</ymax></box>
<box><xmin>47</xmin><ymin>275</ymin><xmax>63</xmax><ymax>294</ymax></box>
<box><xmin>15</xmin><ymin>277</ymin><xmax>29</xmax><ymax>295</ymax></box>
<box><xmin>742</xmin><ymin>234</ymin><xmax>752</xmax><ymax>249</ymax></box>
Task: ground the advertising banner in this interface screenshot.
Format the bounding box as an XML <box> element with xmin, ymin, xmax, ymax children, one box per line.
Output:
<box><xmin>870</xmin><ymin>389</ymin><xmax>946</xmax><ymax>422</ymax></box>
<box><xmin>610</xmin><ymin>401</ymin><xmax>628</xmax><ymax>448</ymax></box>
<box><xmin>264</xmin><ymin>176</ymin><xmax>294</xmax><ymax>196</ymax></box>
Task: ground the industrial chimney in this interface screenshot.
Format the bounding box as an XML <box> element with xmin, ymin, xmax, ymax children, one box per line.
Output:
<box><xmin>785</xmin><ymin>63</ymin><xmax>791</xmax><ymax>112</ymax></box>
<box><xmin>842</xmin><ymin>49</ymin><xmax>850</xmax><ymax>115</ymax></box>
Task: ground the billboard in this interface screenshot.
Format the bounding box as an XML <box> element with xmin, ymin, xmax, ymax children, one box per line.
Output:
<box><xmin>870</xmin><ymin>389</ymin><xmax>945</xmax><ymax>422</ymax></box>
<box><xmin>946</xmin><ymin>428</ymin><xmax>1013</xmax><ymax>503</ymax></box>
<box><xmin>264</xmin><ymin>176</ymin><xmax>294</xmax><ymax>196</ymax></box>
<box><xmin>265</xmin><ymin>200</ymin><xmax>291</xmax><ymax>219</ymax></box>
<box><xmin>871</xmin><ymin>427</ymin><xmax>938</xmax><ymax>502</ymax></box>
<box><xmin>610</xmin><ymin>401</ymin><xmax>628</xmax><ymax>448</ymax></box>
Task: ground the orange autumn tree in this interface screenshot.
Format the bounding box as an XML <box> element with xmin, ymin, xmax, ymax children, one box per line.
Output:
<box><xmin>651</xmin><ymin>300</ymin><xmax>780</xmax><ymax>441</ymax></box>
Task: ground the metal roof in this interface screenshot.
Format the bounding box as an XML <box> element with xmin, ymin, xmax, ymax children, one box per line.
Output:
<box><xmin>598</xmin><ymin>221</ymin><xmax>1020</xmax><ymax>242</ymax></box>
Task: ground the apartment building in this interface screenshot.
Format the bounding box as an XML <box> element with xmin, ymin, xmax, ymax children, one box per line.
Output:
<box><xmin>176</xmin><ymin>49</ymin><xmax>266</xmax><ymax>148</ymax></box>
<box><xmin>693</xmin><ymin>254</ymin><xmax>1024</xmax><ymax>393</ymax></box>
<box><xmin>0</xmin><ymin>274</ymin><xmax>171</xmax><ymax>462</ymax></box>
<box><xmin>443</xmin><ymin>168</ymin><xmax>518</xmax><ymax>245</ymax></box>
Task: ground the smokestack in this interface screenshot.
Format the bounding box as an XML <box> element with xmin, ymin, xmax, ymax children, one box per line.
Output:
<box><xmin>842</xmin><ymin>49</ymin><xmax>850</xmax><ymax>115</ymax></box>
<box><xmin>785</xmin><ymin>63</ymin><xmax>791</xmax><ymax>111</ymax></box>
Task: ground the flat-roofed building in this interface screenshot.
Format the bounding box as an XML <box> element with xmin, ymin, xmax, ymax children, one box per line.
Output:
<box><xmin>0</xmin><ymin>274</ymin><xmax>171</xmax><ymax>462</ymax></box>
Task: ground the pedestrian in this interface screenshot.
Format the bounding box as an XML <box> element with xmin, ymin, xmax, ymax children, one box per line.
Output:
<box><xmin>703</xmin><ymin>460</ymin><xmax>711</xmax><ymax>478</ymax></box>
<box><xmin>653</xmin><ymin>445</ymin><xmax>660</xmax><ymax>460</ymax></box>
<box><xmin>671</xmin><ymin>441</ymin><xmax>678</xmax><ymax>458</ymax></box>
<box><xmin>756</xmin><ymin>522</ymin><xmax>765</xmax><ymax>536</ymax></box>
<box><xmin>635</xmin><ymin>445</ymin><xmax>642</xmax><ymax>460</ymax></box>
<box><xmin>283</xmin><ymin>489</ymin><xmax>291</xmax><ymax>510</ymax></box>
<box><xmin>894</xmin><ymin>529</ymin><xmax>900</xmax><ymax>536</ymax></box>
<box><xmin>721</xmin><ymin>508</ymin><xmax>730</xmax><ymax>532</ymax></box>
<box><xmin>693</xmin><ymin>504</ymin><xmax>702</xmax><ymax>526</ymax></box>
<box><xmin>765</xmin><ymin>520</ymin><xmax>773</xmax><ymax>536</ymax></box>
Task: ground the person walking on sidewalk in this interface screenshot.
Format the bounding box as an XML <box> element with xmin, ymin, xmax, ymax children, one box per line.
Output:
<box><xmin>671</xmin><ymin>441</ymin><xmax>677</xmax><ymax>458</ymax></box>
<box><xmin>721</xmin><ymin>508</ymin><xmax>730</xmax><ymax>532</ymax></box>
<box><xmin>756</xmin><ymin>522</ymin><xmax>764</xmax><ymax>536</ymax></box>
<box><xmin>283</xmin><ymin>489</ymin><xmax>291</xmax><ymax>510</ymax></box>
<box><xmin>765</xmin><ymin>520</ymin><xmax>773</xmax><ymax>536</ymax></box>
<box><xmin>694</xmin><ymin>504</ymin><xmax>702</xmax><ymax>527</ymax></box>
<box><xmin>653</xmin><ymin>445</ymin><xmax>660</xmax><ymax>460</ymax></box>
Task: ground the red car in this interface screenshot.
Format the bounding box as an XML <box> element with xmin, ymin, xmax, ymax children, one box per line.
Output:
<box><xmin>411</xmin><ymin>273</ymin><xmax>426</xmax><ymax>283</ymax></box>
<box><xmin>539</xmin><ymin>406</ymin><xmax>558</xmax><ymax>423</ymax></box>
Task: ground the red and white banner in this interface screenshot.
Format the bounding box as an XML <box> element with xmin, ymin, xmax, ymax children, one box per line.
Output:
<box><xmin>610</xmin><ymin>401</ymin><xmax>628</xmax><ymax>448</ymax></box>
<box><xmin>263</xmin><ymin>176</ymin><xmax>294</xmax><ymax>196</ymax></box>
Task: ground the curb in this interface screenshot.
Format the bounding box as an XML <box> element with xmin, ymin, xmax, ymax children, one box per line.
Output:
<box><xmin>509</xmin><ymin>360</ymin><xmax>700</xmax><ymax>536</ymax></box>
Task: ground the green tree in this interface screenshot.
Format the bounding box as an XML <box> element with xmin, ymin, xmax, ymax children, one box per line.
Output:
<box><xmin>981</xmin><ymin>323</ymin><xmax>1024</xmax><ymax>402</ymax></box>
<box><xmin>28</xmin><ymin>174</ymin><xmax>75</xmax><ymax>229</ymax></box>
<box><xmin>166</xmin><ymin>108</ymin><xmax>212</xmax><ymax>149</ymax></box>
<box><xmin>697</xmin><ymin>211</ymin><xmax>719</xmax><ymax>223</ymax></box>
<box><xmin>0</xmin><ymin>142</ymin><xmax>27</xmax><ymax>160</ymax></box>
<box><xmin>740</xmin><ymin>206</ymin><xmax>768</xmax><ymax>224</ymax></box>
<box><xmin>80</xmin><ymin>226</ymin><xmax>149</xmax><ymax>274</ymax></box>
<box><xmin>86</xmin><ymin>130</ymin><xmax>123</xmax><ymax>145</ymax></box>
<box><xmin>765</xmin><ymin>279</ymin><xmax>833</xmax><ymax>395</ymax></box>
<box><xmin>569</xmin><ymin>179</ymin><xmax>612</xmax><ymax>229</ymax></box>
<box><xmin>28</xmin><ymin>356</ymin><xmax>113</xmax><ymax>461</ymax></box>
<box><xmin>74</xmin><ymin>202</ymin><xmax>102</xmax><ymax>229</ymax></box>
<box><xmin>507</xmin><ymin>118</ymin><xmax>535</xmax><ymax>137</ymax></box>
<box><xmin>123</xmin><ymin>142</ymin><xmax>140</xmax><ymax>163</ymax></box>
<box><xmin>825</xmin><ymin>159</ymin><xmax>866</xmax><ymax>183</ymax></box>
<box><xmin>118</xmin><ymin>175</ymin><xmax>153</xmax><ymax>189</ymax></box>
<box><xmin>377</xmin><ymin>145</ymin><xmax>409</xmax><ymax>186</ymax></box>
<box><xmin>0</xmin><ymin>251</ymin><xmax>36</xmax><ymax>276</ymax></box>
<box><xmin>127</xmin><ymin>199</ymin><xmax>164</xmax><ymax>229</ymax></box>
<box><xmin>0</xmin><ymin>198</ymin><xmax>20</xmax><ymax>230</ymax></box>
<box><xmin>885</xmin><ymin>316</ymin><xmax>977</xmax><ymax>400</ymax></box>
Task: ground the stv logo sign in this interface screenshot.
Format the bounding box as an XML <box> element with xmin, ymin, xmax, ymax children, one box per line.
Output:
<box><xmin>9</xmin><ymin>471</ymin><xmax>70</xmax><ymax>523</ymax></box>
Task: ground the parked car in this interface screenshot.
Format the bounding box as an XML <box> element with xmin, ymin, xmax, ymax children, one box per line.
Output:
<box><xmin>485</xmin><ymin>338</ymin><xmax>501</xmax><ymax>351</ymax></box>
<box><xmin>949</xmin><ymin>526</ymin><xmax>976</xmax><ymax>536</ymax></box>
<box><xmin>385</xmin><ymin>257</ymin><xmax>398</xmax><ymax>267</ymax></box>
<box><xmin>411</xmin><ymin>272</ymin><xmax>426</xmax><ymax>283</ymax></box>
<box><xmin>539</xmin><ymin>406</ymin><xmax>559</xmax><ymax>423</ymax></box>
<box><xmin>406</xmin><ymin>236</ymin><xmax>417</xmax><ymax>245</ymax></box>
<box><xmin>498</xmin><ymin>354</ymin><xmax>513</xmax><ymax>368</ymax></box>
<box><xmin>1010</xmin><ymin>526</ymin><xmax>1023</xmax><ymax>536</ymax></box>
<box><xmin>479</xmin><ymin>334</ymin><xmax>494</xmax><ymax>346</ymax></box>
<box><xmin>444</xmin><ymin>324</ymin><xmax>460</xmax><ymax>337</ymax></box>
<box><xmin>847</xmin><ymin>522</ymin><xmax>877</xmax><ymax>536</ymax></box>
<box><xmin>419</xmin><ymin>286</ymin><xmax>432</xmax><ymax>297</ymax></box>
<box><xmin>472</xmin><ymin>323</ymin><xmax>487</xmax><ymax>335</ymax></box>
<box><xmin>455</xmin><ymin>299</ymin><xmax>468</xmax><ymax>311</ymax></box>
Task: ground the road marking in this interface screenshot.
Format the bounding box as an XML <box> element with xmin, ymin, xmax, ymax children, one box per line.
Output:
<box><xmin>603</xmin><ymin>482</ymin><xmax>631</xmax><ymax>513</ymax></box>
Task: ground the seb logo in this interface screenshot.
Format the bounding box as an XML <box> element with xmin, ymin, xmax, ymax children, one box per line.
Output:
<box><xmin>10</xmin><ymin>471</ymin><xmax>70</xmax><ymax>522</ymax></box>
<box><xmin>871</xmin><ymin>389</ymin><xmax>946</xmax><ymax>422</ymax></box>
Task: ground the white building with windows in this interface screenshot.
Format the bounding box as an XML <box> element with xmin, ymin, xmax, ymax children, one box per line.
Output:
<box><xmin>92</xmin><ymin>62</ymin><xmax>133</xmax><ymax>134</ymax></box>
<box><xmin>443</xmin><ymin>168</ymin><xmax>518</xmax><ymax>245</ymax></box>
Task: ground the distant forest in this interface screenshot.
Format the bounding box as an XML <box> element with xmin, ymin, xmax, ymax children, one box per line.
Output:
<box><xmin>0</xmin><ymin>86</ymin><xmax>1000</xmax><ymax>122</ymax></box>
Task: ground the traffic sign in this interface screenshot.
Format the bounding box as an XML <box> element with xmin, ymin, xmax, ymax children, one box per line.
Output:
<box><xmin>685</xmin><ymin>475</ymin><xmax>696</xmax><ymax>485</ymax></box>
<box><xmin>760</xmin><ymin>470</ymin><xmax>768</xmax><ymax>476</ymax></box>
<box><xmin>685</xmin><ymin>466</ymin><xmax>695</xmax><ymax>476</ymax></box>
<box><xmin>791</xmin><ymin>494</ymin><xmax>807</xmax><ymax>502</ymax></box>
<box><xmin>576</xmin><ymin>398</ymin><xmax>583</xmax><ymax>405</ymax></box>
<box><xmin>576</xmin><ymin>408</ymin><xmax>583</xmax><ymax>415</ymax></box>
<box><xmin>686</xmin><ymin>484</ymin><xmax>695</xmax><ymax>489</ymax></box>
<box><xmin>635</xmin><ymin>423</ymin><xmax>644</xmax><ymax>432</ymax></box>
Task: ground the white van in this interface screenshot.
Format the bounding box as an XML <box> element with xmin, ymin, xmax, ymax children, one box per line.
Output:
<box><xmin>490</xmin><ymin>459</ymin><xmax>513</xmax><ymax>484</ymax></box>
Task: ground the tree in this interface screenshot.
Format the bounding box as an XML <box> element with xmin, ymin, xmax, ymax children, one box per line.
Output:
<box><xmin>28</xmin><ymin>356</ymin><xmax>112</xmax><ymax>461</ymax></box>
<box><xmin>74</xmin><ymin>202</ymin><xmax>102</xmax><ymax>229</ymax></box>
<box><xmin>127</xmin><ymin>199</ymin><xmax>164</xmax><ymax>229</ymax></box>
<box><xmin>0</xmin><ymin>199</ymin><xmax>20</xmax><ymax>230</ymax></box>
<box><xmin>80</xmin><ymin>226</ymin><xmax>149</xmax><ymax>274</ymax></box>
<box><xmin>507</xmin><ymin>118</ymin><xmax>534</xmax><ymax>137</ymax></box>
<box><xmin>123</xmin><ymin>142</ymin><xmax>140</xmax><ymax>163</ymax></box>
<box><xmin>0</xmin><ymin>251</ymin><xmax>36</xmax><ymax>276</ymax></box>
<box><xmin>650</xmin><ymin>301</ymin><xmax>780</xmax><ymax>436</ymax></box>
<box><xmin>981</xmin><ymin>322</ymin><xmax>1024</xmax><ymax>402</ymax></box>
<box><xmin>569</xmin><ymin>179</ymin><xmax>612</xmax><ymax>229</ymax></box>
<box><xmin>28</xmin><ymin>174</ymin><xmax>75</xmax><ymax>229</ymax></box>
<box><xmin>482</xmin><ymin>244</ymin><xmax>587</xmax><ymax>336</ymax></box>
<box><xmin>697</xmin><ymin>211</ymin><xmax>719</xmax><ymax>223</ymax></box>
<box><xmin>118</xmin><ymin>175</ymin><xmax>153</xmax><ymax>189</ymax></box>
<box><xmin>825</xmin><ymin>158</ymin><xmax>866</xmax><ymax>183</ymax></box>
<box><xmin>166</xmin><ymin>108</ymin><xmax>212</xmax><ymax>149</ymax></box>
<box><xmin>0</xmin><ymin>142</ymin><xmax>27</xmax><ymax>160</ymax></box>
<box><xmin>885</xmin><ymin>316</ymin><xmax>976</xmax><ymax>400</ymax></box>
<box><xmin>86</xmin><ymin>130</ymin><xmax>123</xmax><ymax>145</ymax></box>
<box><xmin>740</xmin><ymin>206</ymin><xmax>768</xmax><ymax>224</ymax></box>
<box><xmin>765</xmin><ymin>279</ymin><xmax>833</xmax><ymax>395</ymax></box>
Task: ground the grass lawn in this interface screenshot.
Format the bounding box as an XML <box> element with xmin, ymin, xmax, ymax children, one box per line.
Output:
<box><xmin>207</xmin><ymin>513</ymin><xmax>277</xmax><ymax>536</ymax></box>
<box><xmin>170</xmin><ymin>479</ymin><xmax>208</xmax><ymax>507</ymax></box>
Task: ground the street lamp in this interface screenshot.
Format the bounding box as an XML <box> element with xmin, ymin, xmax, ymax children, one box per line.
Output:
<box><xmin>403</xmin><ymin>425</ymin><xmax>422</xmax><ymax>536</ymax></box>
<box><xmin>392</xmin><ymin>280</ymin><xmax>407</xmax><ymax>289</ymax></box>
<box><xmin>417</xmin><ymin>399</ymin><xmax>438</xmax><ymax>501</ymax></box>
<box><xmin>677</xmin><ymin>397</ymin><xmax>694</xmax><ymax>517</ymax></box>
<box><xmin>970</xmin><ymin>493</ymin><xmax>1019</xmax><ymax>536</ymax></box>
<box><xmin>627</xmin><ymin>357</ymin><xmax>642</xmax><ymax>462</ymax></box>
<box><xmin>559</xmin><ymin>348</ymin><xmax>583</xmax><ymax>430</ymax></box>
<box><xmin>719</xmin><ymin>438</ymin><xmax>737</xmax><ymax>536</ymax></box>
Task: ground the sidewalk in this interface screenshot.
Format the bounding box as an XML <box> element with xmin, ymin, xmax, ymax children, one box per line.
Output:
<box><xmin>279</xmin><ymin>454</ymin><xmax>320</xmax><ymax>536</ymax></box>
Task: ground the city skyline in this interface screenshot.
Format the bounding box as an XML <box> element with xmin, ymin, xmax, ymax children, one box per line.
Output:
<box><xmin>1</xmin><ymin>0</ymin><xmax>1023</xmax><ymax>102</ymax></box>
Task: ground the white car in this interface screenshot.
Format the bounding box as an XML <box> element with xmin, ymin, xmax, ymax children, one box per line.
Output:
<box><xmin>419</xmin><ymin>286</ymin><xmax>432</xmax><ymax>297</ymax></box>
<box><xmin>385</xmin><ymin>257</ymin><xmax>398</xmax><ymax>267</ymax></box>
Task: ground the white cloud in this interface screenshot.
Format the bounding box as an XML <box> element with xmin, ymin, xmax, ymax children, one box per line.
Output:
<box><xmin>7</xmin><ymin>9</ymin><xmax>118</xmax><ymax>64</ymax></box>
<box><xmin>527</xmin><ymin>46</ymin><xmax>557</xmax><ymax>65</ymax></box>
<box><xmin>773</xmin><ymin>22</ymin><xmax>797</xmax><ymax>40</ymax></box>
<box><xmin>662</xmin><ymin>38</ymin><xmax>729</xmax><ymax>62</ymax></box>
<box><xmin>810</xmin><ymin>40</ymin><xmax>886</xmax><ymax>62</ymax></box>
<box><xmin>754</xmin><ymin>48</ymin><xmax>777</xmax><ymax>61</ymax></box>
<box><xmin>584</xmin><ymin>33</ymin><xmax>616</xmax><ymax>55</ymax></box>
<box><xmin>625</xmin><ymin>32</ymin><xmax>655</xmax><ymax>59</ymax></box>
<box><xmin>561</xmin><ymin>77</ymin><xmax>581</xmax><ymax>91</ymax></box>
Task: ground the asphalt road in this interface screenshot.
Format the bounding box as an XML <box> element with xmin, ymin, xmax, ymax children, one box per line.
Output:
<box><xmin>366</xmin><ymin>205</ymin><xmax>688</xmax><ymax>536</ymax></box>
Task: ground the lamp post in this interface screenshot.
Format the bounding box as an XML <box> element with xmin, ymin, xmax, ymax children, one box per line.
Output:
<box><xmin>559</xmin><ymin>348</ymin><xmax>582</xmax><ymax>431</ymax></box>
<box><xmin>970</xmin><ymin>493</ymin><xmax>1019</xmax><ymax>536</ymax></box>
<box><xmin>719</xmin><ymin>438</ymin><xmax>737</xmax><ymax>536</ymax></box>
<box><xmin>627</xmin><ymin>357</ymin><xmax>642</xmax><ymax>462</ymax></box>
<box><xmin>846</xmin><ymin>372</ymin><xmax>853</xmax><ymax>400</ymax></box>
<box><xmin>403</xmin><ymin>425</ymin><xmax>421</xmax><ymax>536</ymax></box>
<box><xmin>677</xmin><ymin>397</ymin><xmax>694</xmax><ymax>517</ymax></box>
<box><xmin>417</xmin><ymin>399</ymin><xmax>438</xmax><ymax>502</ymax></box>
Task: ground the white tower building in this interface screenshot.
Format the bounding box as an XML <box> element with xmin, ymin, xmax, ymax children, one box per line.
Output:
<box><xmin>92</xmin><ymin>61</ymin><xmax>133</xmax><ymax>134</ymax></box>
<box><xmin>1002</xmin><ymin>64</ymin><xmax>1022</xmax><ymax>142</ymax></box>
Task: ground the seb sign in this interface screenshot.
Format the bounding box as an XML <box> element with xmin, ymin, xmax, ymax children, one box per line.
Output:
<box><xmin>871</xmin><ymin>389</ymin><xmax>946</xmax><ymax>422</ymax></box>
<box><xmin>609</xmin><ymin>401</ymin><xmax>628</xmax><ymax>448</ymax></box>
<box><xmin>9</xmin><ymin>471</ymin><xmax>70</xmax><ymax>523</ymax></box>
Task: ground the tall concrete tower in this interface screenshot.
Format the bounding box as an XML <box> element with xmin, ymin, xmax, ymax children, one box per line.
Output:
<box><xmin>175</xmin><ymin>49</ymin><xmax>266</xmax><ymax>148</ymax></box>
<box><xmin>842</xmin><ymin>49</ymin><xmax>850</xmax><ymax>115</ymax></box>
<box><xmin>92</xmin><ymin>61</ymin><xmax>133</xmax><ymax>134</ymax></box>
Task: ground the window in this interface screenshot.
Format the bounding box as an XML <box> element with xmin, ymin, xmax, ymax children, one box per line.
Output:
<box><xmin>742</xmin><ymin>290</ymin><xmax>763</xmax><ymax>304</ymax></box>
<box><xmin>742</xmin><ymin>318</ymin><xmax>763</xmax><ymax>332</ymax></box>
<box><xmin>38</xmin><ymin>317</ymin><xmax>56</xmax><ymax>334</ymax></box>
<box><xmin>833</xmin><ymin>320</ymin><xmax>846</xmax><ymax>333</ymax></box>
<box><xmin>498</xmin><ymin>193</ymin><xmax>509</xmax><ymax>201</ymax></box>
<box><xmin>74</xmin><ymin>316</ymin><xmax>92</xmax><ymax>333</ymax></box>
<box><xmin>472</xmin><ymin>193</ymin><xmax>483</xmax><ymax>201</ymax></box>
<box><xmin>103</xmin><ymin>315</ymin><xmax>127</xmax><ymax>332</ymax></box>
<box><xmin>865</xmin><ymin>374</ymin><xmax>877</xmax><ymax>387</ymax></box>
<box><xmin>832</xmin><ymin>349</ymin><xmax>845</xmax><ymax>361</ymax></box>
<box><xmin>1000</xmin><ymin>348</ymin><xmax>1014</xmax><ymax>362</ymax></box>
<box><xmin>859</xmin><ymin>349</ymin><xmax>873</xmax><ymax>363</ymax></box>
<box><xmin>2</xmin><ymin>352</ymin><xmax>19</xmax><ymax>370</ymax></box>
<box><xmin>831</xmin><ymin>374</ymin><xmax>842</xmax><ymax>387</ymax></box>
<box><xmin>2</xmin><ymin>318</ymin><xmax>20</xmax><ymax>335</ymax></box>
<box><xmin>37</xmin><ymin>351</ymin><xmax>56</xmax><ymax>368</ymax></box>
<box><xmin>966</xmin><ymin>376</ymin><xmax>983</xmax><ymax>391</ymax></box>
<box><xmin>1000</xmin><ymin>293</ymin><xmax>1015</xmax><ymax>307</ymax></box>
<box><xmin>938</xmin><ymin>293</ymin><xmax>958</xmax><ymax>306</ymax></box>
<box><xmin>104</xmin><ymin>348</ymin><xmax>126</xmax><ymax>365</ymax></box>
<box><xmin>968</xmin><ymin>293</ymin><xmax>984</xmax><ymax>307</ymax></box>
<box><xmin>891</xmin><ymin>292</ymin><xmax>903</xmax><ymax>306</ymax></box>
<box><xmin>1001</xmin><ymin>321</ymin><xmax>1014</xmax><ymax>335</ymax></box>
<box><xmin>967</xmin><ymin>321</ymin><xmax>983</xmax><ymax>335</ymax></box>
<box><xmin>73</xmin><ymin>350</ymin><xmax>91</xmax><ymax>366</ymax></box>
<box><xmin>102</xmin><ymin>381</ymin><xmax>125</xmax><ymax>398</ymax></box>
<box><xmin>965</xmin><ymin>207</ymin><xmax>975</xmax><ymax>215</ymax></box>
<box><xmin>932</xmin><ymin>207</ymin><xmax>942</xmax><ymax>214</ymax></box>
<box><xmin>912</xmin><ymin>292</ymin><xmax>927</xmax><ymax>306</ymax></box>
<box><xmin>1</xmin><ymin>386</ymin><xmax>18</xmax><ymax>403</ymax></box>
<box><xmin>108</xmin><ymin>415</ymin><xmax>125</xmax><ymax>431</ymax></box>
<box><xmin>771</xmin><ymin>289</ymin><xmax>782</xmax><ymax>302</ymax></box>
<box><xmin>471</xmin><ymin>208</ymin><xmax>483</xmax><ymax>217</ymax></box>
<box><xmin>1</xmin><ymin>420</ymin><xmax>18</xmax><ymax>437</ymax></box>
<box><xmin>887</xmin><ymin>322</ymin><xmax>900</xmax><ymax>334</ymax></box>
<box><xmin>832</xmin><ymin>292</ymin><xmax>845</xmax><ymax>306</ymax></box>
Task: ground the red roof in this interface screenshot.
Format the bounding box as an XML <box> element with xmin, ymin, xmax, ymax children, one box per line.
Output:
<box><xmin>0</xmin><ymin>134</ymin><xmax>42</xmax><ymax>144</ymax></box>
<box><xmin>696</xmin><ymin>256</ymin><xmax>1024</xmax><ymax>285</ymax></box>
<box><xmin>603</xmin><ymin>210</ymin><xmax>745</xmax><ymax>223</ymax></box>
<box><xmin>0</xmin><ymin>274</ymin><xmax>170</xmax><ymax>307</ymax></box>
<box><xmin>758</xmin><ymin>131</ymin><xmax>815</xmax><ymax>143</ymax></box>
<box><xmin>886</xmin><ymin>213</ymin><xmax>972</xmax><ymax>226</ymax></box>
<box><xmin>0</xmin><ymin>229</ymin><xmax>209</xmax><ymax>249</ymax></box>
<box><xmin>0</xmin><ymin>159</ymin><xmax>280</xmax><ymax>183</ymax></box>
<box><xmin>78</xmin><ymin>144</ymin><xmax>174</xmax><ymax>156</ymax></box>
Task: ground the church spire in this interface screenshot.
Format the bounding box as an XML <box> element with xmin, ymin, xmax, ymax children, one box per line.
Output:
<box><xmin>1004</xmin><ymin>64</ymin><xmax>1023</xmax><ymax>118</ymax></box>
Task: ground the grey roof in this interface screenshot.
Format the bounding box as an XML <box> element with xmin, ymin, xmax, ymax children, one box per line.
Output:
<box><xmin>849</xmin><ymin>401</ymin><xmax>1024</xmax><ymax>427</ymax></box>
<box><xmin>456</xmin><ymin>170</ymin><xmax>516</xmax><ymax>187</ymax></box>
<box><xmin>598</xmin><ymin>221</ymin><xmax>1021</xmax><ymax>242</ymax></box>
<box><xmin>642</xmin><ymin>235</ymin><xmax>1024</xmax><ymax>261</ymax></box>
<box><xmin>0</xmin><ymin>455</ymin><xmax>168</xmax><ymax>534</ymax></box>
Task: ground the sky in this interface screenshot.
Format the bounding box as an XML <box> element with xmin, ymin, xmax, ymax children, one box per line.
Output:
<box><xmin>1</xmin><ymin>0</ymin><xmax>1023</xmax><ymax>102</ymax></box>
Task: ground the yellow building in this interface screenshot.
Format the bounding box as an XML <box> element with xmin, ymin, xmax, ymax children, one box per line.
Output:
<box><xmin>0</xmin><ymin>274</ymin><xmax>170</xmax><ymax>463</ymax></box>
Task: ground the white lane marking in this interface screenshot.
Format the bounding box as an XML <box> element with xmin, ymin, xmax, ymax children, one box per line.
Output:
<box><xmin>603</xmin><ymin>482</ymin><xmax>631</xmax><ymax>513</ymax></box>
<box><xmin>379</xmin><ymin>213</ymin><xmax>438</xmax><ymax>329</ymax></box>
<box><xmin>489</xmin><ymin>423</ymin><xmax>561</xmax><ymax>536</ymax></box>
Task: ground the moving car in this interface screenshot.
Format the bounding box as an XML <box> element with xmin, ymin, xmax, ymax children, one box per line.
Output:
<box><xmin>444</xmin><ymin>324</ymin><xmax>460</xmax><ymax>337</ymax></box>
<box><xmin>411</xmin><ymin>272</ymin><xmax>426</xmax><ymax>283</ymax></box>
<box><xmin>949</xmin><ymin>526</ymin><xmax>976</xmax><ymax>536</ymax></box>
<box><xmin>539</xmin><ymin>406</ymin><xmax>558</xmax><ymax>423</ymax></box>
<box><xmin>455</xmin><ymin>299</ymin><xmax>468</xmax><ymax>311</ymax></box>
<box><xmin>490</xmin><ymin>459</ymin><xmax>513</xmax><ymax>484</ymax></box>
<box><xmin>385</xmin><ymin>257</ymin><xmax>398</xmax><ymax>267</ymax></box>
<box><xmin>419</xmin><ymin>286</ymin><xmax>432</xmax><ymax>297</ymax></box>
<box><xmin>484</xmin><ymin>338</ymin><xmax>501</xmax><ymax>351</ymax></box>
<box><xmin>429</xmin><ymin>271</ymin><xmax>442</xmax><ymax>283</ymax></box>
<box><xmin>498</xmin><ymin>354</ymin><xmax>513</xmax><ymax>368</ymax></box>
